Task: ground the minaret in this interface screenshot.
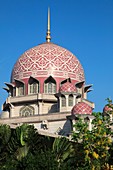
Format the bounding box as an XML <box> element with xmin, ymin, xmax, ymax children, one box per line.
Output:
<box><xmin>46</xmin><ymin>8</ymin><xmax>51</xmax><ymax>42</ymax></box>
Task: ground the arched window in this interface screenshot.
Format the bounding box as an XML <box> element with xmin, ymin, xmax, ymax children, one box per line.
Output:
<box><xmin>61</xmin><ymin>95</ymin><xmax>66</xmax><ymax>107</ymax></box>
<box><xmin>48</xmin><ymin>82</ymin><xmax>52</xmax><ymax>93</ymax></box>
<box><xmin>18</xmin><ymin>84</ymin><xmax>24</xmax><ymax>96</ymax></box>
<box><xmin>20</xmin><ymin>106</ymin><xmax>35</xmax><ymax>117</ymax></box>
<box><xmin>30</xmin><ymin>82</ymin><xmax>38</xmax><ymax>94</ymax></box>
<box><xmin>29</xmin><ymin>77</ymin><xmax>39</xmax><ymax>94</ymax></box>
<box><xmin>15</xmin><ymin>80</ymin><xmax>24</xmax><ymax>96</ymax></box>
<box><xmin>68</xmin><ymin>94</ymin><xmax>73</xmax><ymax>106</ymax></box>
<box><xmin>44</xmin><ymin>76</ymin><xmax>56</xmax><ymax>94</ymax></box>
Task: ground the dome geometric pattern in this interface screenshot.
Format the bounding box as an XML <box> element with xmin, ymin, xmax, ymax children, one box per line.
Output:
<box><xmin>71</xmin><ymin>102</ymin><xmax>92</xmax><ymax>115</ymax></box>
<box><xmin>59</xmin><ymin>82</ymin><xmax>77</xmax><ymax>93</ymax></box>
<box><xmin>11</xmin><ymin>43</ymin><xmax>85</xmax><ymax>82</ymax></box>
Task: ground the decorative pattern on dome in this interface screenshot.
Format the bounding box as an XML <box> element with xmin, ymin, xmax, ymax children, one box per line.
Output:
<box><xmin>11</xmin><ymin>43</ymin><xmax>85</xmax><ymax>82</ymax></box>
<box><xmin>71</xmin><ymin>102</ymin><xmax>92</xmax><ymax>115</ymax></box>
<box><xmin>103</xmin><ymin>105</ymin><xmax>113</xmax><ymax>113</ymax></box>
<box><xmin>60</xmin><ymin>82</ymin><xmax>76</xmax><ymax>93</ymax></box>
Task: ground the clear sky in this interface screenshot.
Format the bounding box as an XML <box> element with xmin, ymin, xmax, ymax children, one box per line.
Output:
<box><xmin>0</xmin><ymin>0</ymin><xmax>113</xmax><ymax>112</ymax></box>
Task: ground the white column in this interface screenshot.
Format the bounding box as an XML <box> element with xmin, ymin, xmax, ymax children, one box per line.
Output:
<box><xmin>10</xmin><ymin>107</ymin><xmax>15</xmax><ymax>117</ymax></box>
<box><xmin>72</xmin><ymin>119</ymin><xmax>76</xmax><ymax>131</ymax></box>
<box><xmin>59</xmin><ymin>97</ymin><xmax>62</xmax><ymax>112</ymax></box>
<box><xmin>39</xmin><ymin>102</ymin><xmax>43</xmax><ymax>115</ymax></box>
<box><xmin>74</xmin><ymin>95</ymin><xmax>76</xmax><ymax>106</ymax></box>
<box><xmin>66</xmin><ymin>95</ymin><xmax>68</xmax><ymax>111</ymax></box>
<box><xmin>89</xmin><ymin>119</ymin><xmax>92</xmax><ymax>131</ymax></box>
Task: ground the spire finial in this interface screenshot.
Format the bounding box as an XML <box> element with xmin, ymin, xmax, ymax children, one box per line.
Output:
<box><xmin>46</xmin><ymin>7</ymin><xmax>51</xmax><ymax>42</ymax></box>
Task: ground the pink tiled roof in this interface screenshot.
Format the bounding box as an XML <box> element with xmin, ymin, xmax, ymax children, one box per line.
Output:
<box><xmin>103</xmin><ymin>105</ymin><xmax>113</xmax><ymax>113</ymax></box>
<box><xmin>60</xmin><ymin>82</ymin><xmax>76</xmax><ymax>93</ymax></box>
<box><xmin>71</xmin><ymin>102</ymin><xmax>92</xmax><ymax>115</ymax></box>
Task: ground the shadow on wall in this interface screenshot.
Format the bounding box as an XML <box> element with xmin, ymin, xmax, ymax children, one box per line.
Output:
<box><xmin>48</xmin><ymin>104</ymin><xmax>58</xmax><ymax>113</ymax></box>
<box><xmin>58</xmin><ymin>119</ymin><xmax>72</xmax><ymax>136</ymax></box>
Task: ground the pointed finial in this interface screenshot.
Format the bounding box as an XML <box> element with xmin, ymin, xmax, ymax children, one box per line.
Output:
<box><xmin>46</xmin><ymin>7</ymin><xmax>51</xmax><ymax>42</ymax></box>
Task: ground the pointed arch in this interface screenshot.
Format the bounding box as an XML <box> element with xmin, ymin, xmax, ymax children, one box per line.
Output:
<box><xmin>15</xmin><ymin>79</ymin><xmax>25</xmax><ymax>96</ymax></box>
<box><xmin>68</xmin><ymin>94</ymin><xmax>73</xmax><ymax>106</ymax></box>
<box><xmin>44</xmin><ymin>76</ymin><xmax>56</xmax><ymax>94</ymax></box>
<box><xmin>61</xmin><ymin>94</ymin><xmax>66</xmax><ymax>107</ymax></box>
<box><xmin>20</xmin><ymin>105</ymin><xmax>35</xmax><ymax>117</ymax></box>
<box><xmin>28</xmin><ymin>76</ymin><xmax>39</xmax><ymax>94</ymax></box>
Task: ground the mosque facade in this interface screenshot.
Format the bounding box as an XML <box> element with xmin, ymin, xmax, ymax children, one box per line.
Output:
<box><xmin>0</xmin><ymin>9</ymin><xmax>95</xmax><ymax>136</ymax></box>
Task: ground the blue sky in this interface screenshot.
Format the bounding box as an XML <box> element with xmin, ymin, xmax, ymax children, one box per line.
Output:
<box><xmin>0</xmin><ymin>0</ymin><xmax>113</xmax><ymax>112</ymax></box>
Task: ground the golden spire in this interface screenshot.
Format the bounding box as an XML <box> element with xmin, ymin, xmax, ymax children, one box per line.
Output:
<box><xmin>46</xmin><ymin>7</ymin><xmax>51</xmax><ymax>42</ymax></box>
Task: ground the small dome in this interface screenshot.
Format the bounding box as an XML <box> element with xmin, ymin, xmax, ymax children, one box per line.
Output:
<box><xmin>59</xmin><ymin>82</ymin><xmax>76</xmax><ymax>93</ymax></box>
<box><xmin>71</xmin><ymin>102</ymin><xmax>92</xmax><ymax>115</ymax></box>
<box><xmin>103</xmin><ymin>105</ymin><xmax>113</xmax><ymax>113</ymax></box>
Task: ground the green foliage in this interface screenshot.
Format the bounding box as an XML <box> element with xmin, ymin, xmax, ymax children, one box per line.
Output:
<box><xmin>106</xmin><ymin>98</ymin><xmax>112</xmax><ymax>105</ymax></box>
<box><xmin>72</xmin><ymin>112</ymin><xmax>113</xmax><ymax>170</ymax></box>
<box><xmin>0</xmin><ymin>124</ymin><xmax>73</xmax><ymax>169</ymax></box>
<box><xmin>0</xmin><ymin>124</ymin><xmax>11</xmax><ymax>165</ymax></box>
<box><xmin>52</xmin><ymin>137</ymin><xmax>73</xmax><ymax>168</ymax></box>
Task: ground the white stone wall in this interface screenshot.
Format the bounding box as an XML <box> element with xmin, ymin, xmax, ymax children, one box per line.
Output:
<box><xmin>34</xmin><ymin>119</ymin><xmax>72</xmax><ymax>136</ymax></box>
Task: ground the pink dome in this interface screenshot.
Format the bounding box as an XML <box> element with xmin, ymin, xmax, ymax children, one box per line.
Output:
<box><xmin>11</xmin><ymin>42</ymin><xmax>85</xmax><ymax>83</ymax></box>
<box><xmin>59</xmin><ymin>82</ymin><xmax>76</xmax><ymax>93</ymax></box>
<box><xmin>103</xmin><ymin>105</ymin><xmax>113</xmax><ymax>113</ymax></box>
<box><xmin>71</xmin><ymin>102</ymin><xmax>92</xmax><ymax>115</ymax></box>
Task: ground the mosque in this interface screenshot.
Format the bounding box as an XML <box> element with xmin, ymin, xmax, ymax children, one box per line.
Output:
<box><xmin>0</xmin><ymin>9</ymin><xmax>95</xmax><ymax>136</ymax></box>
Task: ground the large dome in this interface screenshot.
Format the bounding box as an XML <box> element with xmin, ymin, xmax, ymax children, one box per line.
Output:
<box><xmin>11</xmin><ymin>42</ymin><xmax>85</xmax><ymax>83</ymax></box>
